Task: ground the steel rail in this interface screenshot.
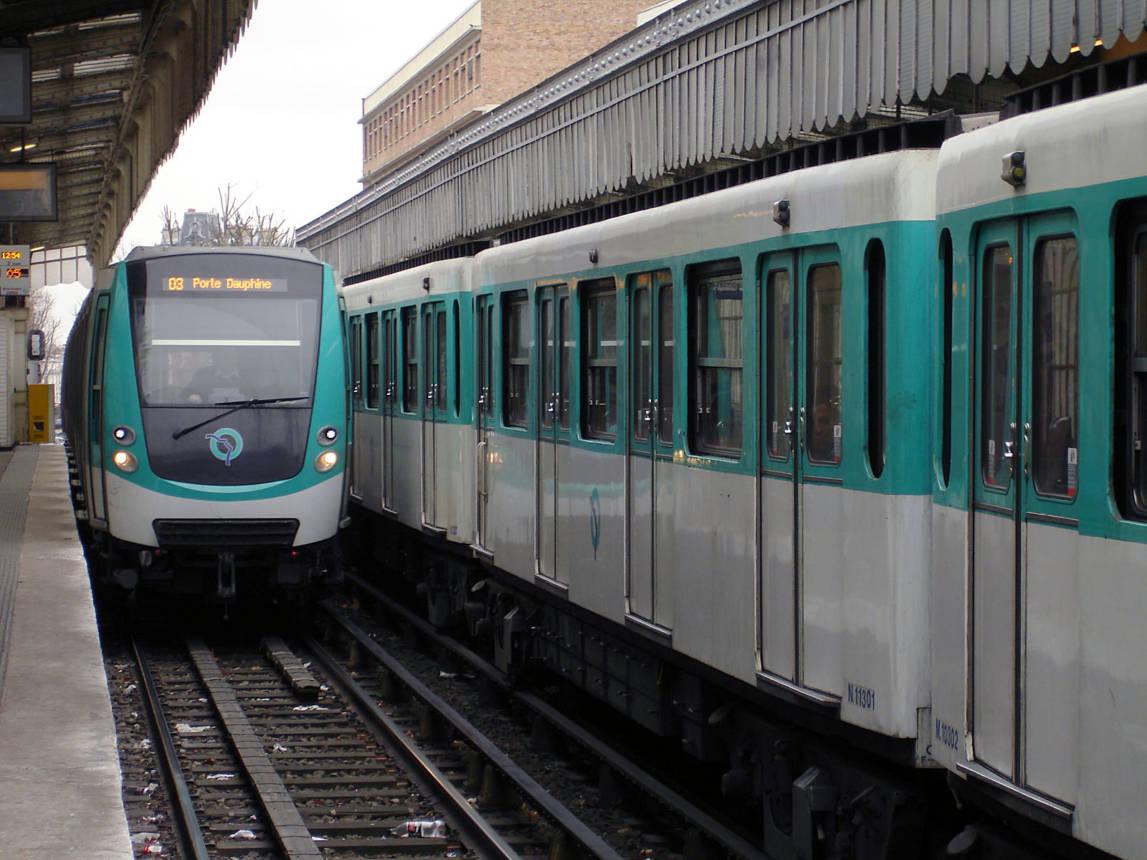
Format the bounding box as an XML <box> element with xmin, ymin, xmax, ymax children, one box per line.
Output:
<box><xmin>318</xmin><ymin>600</ymin><xmax>627</xmax><ymax>860</ymax></box>
<box><xmin>303</xmin><ymin>636</ymin><xmax>522</xmax><ymax>860</ymax></box>
<box><xmin>130</xmin><ymin>638</ymin><xmax>212</xmax><ymax>860</ymax></box>
<box><xmin>344</xmin><ymin>571</ymin><xmax>768</xmax><ymax>860</ymax></box>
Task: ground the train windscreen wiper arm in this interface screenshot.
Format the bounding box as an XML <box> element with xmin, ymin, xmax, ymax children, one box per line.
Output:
<box><xmin>171</xmin><ymin>396</ymin><xmax>309</xmax><ymax>440</ymax></box>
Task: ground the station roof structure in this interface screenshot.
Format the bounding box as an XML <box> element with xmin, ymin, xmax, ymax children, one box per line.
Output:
<box><xmin>0</xmin><ymin>0</ymin><xmax>257</xmax><ymax>266</ymax></box>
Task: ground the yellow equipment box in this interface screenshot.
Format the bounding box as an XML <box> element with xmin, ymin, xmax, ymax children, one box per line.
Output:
<box><xmin>27</xmin><ymin>383</ymin><xmax>54</xmax><ymax>443</ymax></box>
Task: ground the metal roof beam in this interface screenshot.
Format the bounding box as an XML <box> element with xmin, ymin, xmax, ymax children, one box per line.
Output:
<box><xmin>0</xmin><ymin>2</ymin><xmax>148</xmax><ymax>38</ymax></box>
<box><xmin>29</xmin><ymin>26</ymin><xmax>142</xmax><ymax>71</ymax></box>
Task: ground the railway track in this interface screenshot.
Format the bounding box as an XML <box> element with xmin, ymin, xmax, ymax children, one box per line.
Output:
<box><xmin>122</xmin><ymin>631</ymin><xmax>627</xmax><ymax>859</ymax></box>
<box><xmin>335</xmin><ymin>572</ymin><xmax>769</xmax><ymax>860</ymax></box>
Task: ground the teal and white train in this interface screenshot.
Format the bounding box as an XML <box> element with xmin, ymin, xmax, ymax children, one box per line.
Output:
<box><xmin>63</xmin><ymin>246</ymin><xmax>348</xmax><ymax>598</ymax></box>
<box><xmin>344</xmin><ymin>83</ymin><xmax>1147</xmax><ymax>859</ymax></box>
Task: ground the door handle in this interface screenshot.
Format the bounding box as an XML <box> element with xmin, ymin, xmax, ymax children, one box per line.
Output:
<box><xmin>1023</xmin><ymin>422</ymin><xmax>1032</xmax><ymax>477</ymax></box>
<box><xmin>798</xmin><ymin>407</ymin><xmax>806</xmax><ymax>451</ymax></box>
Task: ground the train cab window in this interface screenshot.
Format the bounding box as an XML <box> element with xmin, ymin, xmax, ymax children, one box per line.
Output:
<box><xmin>982</xmin><ymin>246</ymin><xmax>1014</xmax><ymax>489</ymax></box>
<box><xmin>503</xmin><ymin>291</ymin><xmax>530</xmax><ymax>428</ymax></box>
<box><xmin>350</xmin><ymin>316</ymin><xmax>363</xmax><ymax>408</ymax></box>
<box><xmin>807</xmin><ymin>263</ymin><xmax>843</xmax><ymax>464</ymax></box>
<box><xmin>689</xmin><ymin>262</ymin><xmax>743</xmax><ymax>456</ymax></box>
<box><xmin>866</xmin><ymin>240</ymin><xmax>886</xmax><ymax>478</ymax></box>
<box><xmin>402</xmin><ymin>307</ymin><xmax>418</xmax><ymax>413</ymax></box>
<box><xmin>1032</xmin><ymin>236</ymin><xmax>1079</xmax><ymax>498</ymax></box>
<box><xmin>582</xmin><ymin>280</ymin><xmax>618</xmax><ymax>439</ymax></box>
<box><xmin>1115</xmin><ymin>206</ymin><xmax>1147</xmax><ymax>518</ymax></box>
<box><xmin>366</xmin><ymin>313</ymin><xmax>380</xmax><ymax>409</ymax></box>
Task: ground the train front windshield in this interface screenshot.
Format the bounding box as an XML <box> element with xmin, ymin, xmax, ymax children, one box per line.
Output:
<box><xmin>128</xmin><ymin>254</ymin><xmax>323</xmax><ymax>407</ymax></box>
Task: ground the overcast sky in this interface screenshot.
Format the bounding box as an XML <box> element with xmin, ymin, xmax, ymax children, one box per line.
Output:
<box><xmin>112</xmin><ymin>0</ymin><xmax>476</xmax><ymax>258</ymax></box>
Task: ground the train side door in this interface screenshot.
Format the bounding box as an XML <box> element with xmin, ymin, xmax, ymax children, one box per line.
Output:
<box><xmin>381</xmin><ymin>310</ymin><xmax>398</xmax><ymax>514</ymax></box>
<box><xmin>970</xmin><ymin>215</ymin><xmax>1079</xmax><ymax>809</ymax></box>
<box><xmin>87</xmin><ymin>294</ymin><xmax>111</xmax><ymax>526</ymax></box>
<box><xmin>536</xmin><ymin>283</ymin><xmax>571</xmax><ymax>582</ymax></box>
<box><xmin>474</xmin><ymin>294</ymin><xmax>494</xmax><ymax>553</ymax></box>
<box><xmin>348</xmin><ymin>315</ymin><xmax>364</xmax><ymax>501</ymax></box>
<box><xmin>421</xmin><ymin>302</ymin><xmax>446</xmax><ymax>533</ymax></box>
<box><xmin>758</xmin><ymin>248</ymin><xmax>843</xmax><ymax>704</ymax></box>
<box><xmin>627</xmin><ymin>271</ymin><xmax>674</xmax><ymax>630</ymax></box>
<box><xmin>759</xmin><ymin>253</ymin><xmax>799</xmax><ymax>682</ymax></box>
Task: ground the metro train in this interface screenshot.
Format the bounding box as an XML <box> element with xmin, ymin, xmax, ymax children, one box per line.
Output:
<box><xmin>343</xmin><ymin>82</ymin><xmax>1147</xmax><ymax>859</ymax></box>
<box><xmin>62</xmin><ymin>246</ymin><xmax>349</xmax><ymax>598</ymax></box>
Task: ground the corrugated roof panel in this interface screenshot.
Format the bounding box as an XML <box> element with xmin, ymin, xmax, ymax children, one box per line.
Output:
<box><xmin>1051</xmin><ymin>0</ymin><xmax>1076</xmax><ymax>61</ymax></box>
<box><xmin>299</xmin><ymin>0</ymin><xmax>1147</xmax><ymax>277</ymax></box>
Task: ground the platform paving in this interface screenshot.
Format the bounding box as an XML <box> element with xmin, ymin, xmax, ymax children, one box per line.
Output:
<box><xmin>0</xmin><ymin>445</ymin><xmax>132</xmax><ymax>858</ymax></box>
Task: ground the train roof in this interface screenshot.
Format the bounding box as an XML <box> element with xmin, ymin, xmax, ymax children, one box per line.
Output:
<box><xmin>476</xmin><ymin>148</ymin><xmax>937</xmax><ymax>287</ymax></box>
<box><xmin>342</xmin><ymin>257</ymin><xmax>473</xmax><ymax>310</ymax></box>
<box><xmin>938</xmin><ymin>82</ymin><xmax>1147</xmax><ymax>216</ymax></box>
<box><xmin>122</xmin><ymin>245</ymin><xmax>321</xmax><ymax>264</ymax></box>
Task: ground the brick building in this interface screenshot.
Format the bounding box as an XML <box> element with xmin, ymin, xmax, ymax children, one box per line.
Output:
<box><xmin>361</xmin><ymin>0</ymin><xmax>678</xmax><ymax>185</ymax></box>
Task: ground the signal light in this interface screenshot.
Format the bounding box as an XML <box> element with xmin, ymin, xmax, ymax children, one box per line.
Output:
<box><xmin>315</xmin><ymin>450</ymin><xmax>339</xmax><ymax>472</ymax></box>
<box><xmin>317</xmin><ymin>426</ymin><xmax>338</xmax><ymax>446</ymax></box>
<box><xmin>112</xmin><ymin>450</ymin><xmax>138</xmax><ymax>473</ymax></box>
<box><xmin>1001</xmin><ymin>151</ymin><xmax>1026</xmax><ymax>188</ymax></box>
<box><xmin>112</xmin><ymin>425</ymin><xmax>135</xmax><ymax>444</ymax></box>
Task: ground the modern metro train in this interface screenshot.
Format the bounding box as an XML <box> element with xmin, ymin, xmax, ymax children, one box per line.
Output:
<box><xmin>343</xmin><ymin>83</ymin><xmax>1147</xmax><ymax>859</ymax></box>
<box><xmin>62</xmin><ymin>245</ymin><xmax>349</xmax><ymax>598</ymax></box>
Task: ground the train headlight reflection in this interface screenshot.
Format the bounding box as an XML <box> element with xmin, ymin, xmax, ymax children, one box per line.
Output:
<box><xmin>112</xmin><ymin>450</ymin><xmax>138</xmax><ymax>472</ymax></box>
<box><xmin>315</xmin><ymin>451</ymin><xmax>339</xmax><ymax>472</ymax></box>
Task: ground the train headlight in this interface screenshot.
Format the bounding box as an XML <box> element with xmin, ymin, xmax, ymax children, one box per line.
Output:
<box><xmin>317</xmin><ymin>426</ymin><xmax>339</xmax><ymax>446</ymax></box>
<box><xmin>314</xmin><ymin>450</ymin><xmax>339</xmax><ymax>472</ymax></box>
<box><xmin>112</xmin><ymin>425</ymin><xmax>136</xmax><ymax>444</ymax></box>
<box><xmin>112</xmin><ymin>450</ymin><xmax>138</xmax><ymax>473</ymax></box>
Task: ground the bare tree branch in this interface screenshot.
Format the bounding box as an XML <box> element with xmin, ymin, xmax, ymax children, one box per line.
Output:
<box><xmin>158</xmin><ymin>183</ymin><xmax>293</xmax><ymax>247</ymax></box>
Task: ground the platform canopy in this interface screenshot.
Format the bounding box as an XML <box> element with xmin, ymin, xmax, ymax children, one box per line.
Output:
<box><xmin>0</xmin><ymin>0</ymin><xmax>257</xmax><ymax>267</ymax></box>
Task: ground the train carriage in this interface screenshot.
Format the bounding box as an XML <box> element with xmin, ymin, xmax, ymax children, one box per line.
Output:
<box><xmin>931</xmin><ymin>83</ymin><xmax>1147</xmax><ymax>860</ymax></box>
<box><xmin>472</xmin><ymin>149</ymin><xmax>939</xmax><ymax>743</ymax></box>
<box><xmin>343</xmin><ymin>260</ymin><xmax>476</xmax><ymax>547</ymax></box>
<box><xmin>62</xmin><ymin>246</ymin><xmax>348</xmax><ymax>596</ymax></box>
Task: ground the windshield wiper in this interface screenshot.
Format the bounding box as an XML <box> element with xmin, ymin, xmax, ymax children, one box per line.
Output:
<box><xmin>172</xmin><ymin>396</ymin><xmax>309</xmax><ymax>440</ymax></box>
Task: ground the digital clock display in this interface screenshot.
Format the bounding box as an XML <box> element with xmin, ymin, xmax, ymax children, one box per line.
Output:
<box><xmin>5</xmin><ymin>267</ymin><xmax>24</xmax><ymax>279</ymax></box>
<box><xmin>0</xmin><ymin>250</ymin><xmax>22</xmax><ymax>261</ymax></box>
<box><xmin>163</xmin><ymin>275</ymin><xmax>288</xmax><ymax>293</ymax></box>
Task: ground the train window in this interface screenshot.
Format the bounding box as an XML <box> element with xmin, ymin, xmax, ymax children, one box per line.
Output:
<box><xmin>866</xmin><ymin>240</ymin><xmax>886</xmax><ymax>478</ymax></box>
<box><xmin>453</xmin><ymin>301</ymin><xmax>461</xmax><ymax>417</ymax></box>
<box><xmin>503</xmin><ymin>291</ymin><xmax>530</xmax><ymax>428</ymax></box>
<box><xmin>633</xmin><ymin>284</ymin><xmax>651</xmax><ymax>441</ymax></box>
<box><xmin>1115</xmin><ymin>205</ymin><xmax>1147</xmax><ymax>518</ymax></box>
<box><xmin>690</xmin><ymin>262</ymin><xmax>743</xmax><ymax>456</ymax></box>
<box><xmin>402</xmin><ymin>307</ymin><xmax>418</xmax><ymax>413</ymax></box>
<box><xmin>582</xmin><ymin>280</ymin><xmax>618</xmax><ymax>439</ymax></box>
<box><xmin>766</xmin><ymin>270</ymin><xmax>793</xmax><ymax>459</ymax></box>
<box><xmin>940</xmin><ymin>231</ymin><xmax>954</xmax><ymax>487</ymax></box>
<box><xmin>384</xmin><ymin>313</ymin><xmax>396</xmax><ymax>405</ymax></box>
<box><xmin>436</xmin><ymin>307</ymin><xmax>447</xmax><ymax>411</ymax></box>
<box><xmin>658</xmin><ymin>278</ymin><xmax>674</xmax><ymax>443</ymax></box>
<box><xmin>981</xmin><ymin>245</ymin><xmax>1014</xmax><ymax>489</ymax></box>
<box><xmin>350</xmin><ymin>316</ymin><xmax>363</xmax><ymax>408</ymax></box>
<box><xmin>807</xmin><ymin>263</ymin><xmax>843</xmax><ymax>464</ymax></box>
<box><xmin>559</xmin><ymin>295</ymin><xmax>572</xmax><ymax>429</ymax></box>
<box><xmin>1032</xmin><ymin>236</ymin><xmax>1079</xmax><ymax>498</ymax></box>
<box><xmin>366</xmin><ymin>313</ymin><xmax>380</xmax><ymax>409</ymax></box>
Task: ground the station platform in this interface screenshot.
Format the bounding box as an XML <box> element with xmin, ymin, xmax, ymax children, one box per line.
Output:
<box><xmin>0</xmin><ymin>445</ymin><xmax>132</xmax><ymax>858</ymax></box>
